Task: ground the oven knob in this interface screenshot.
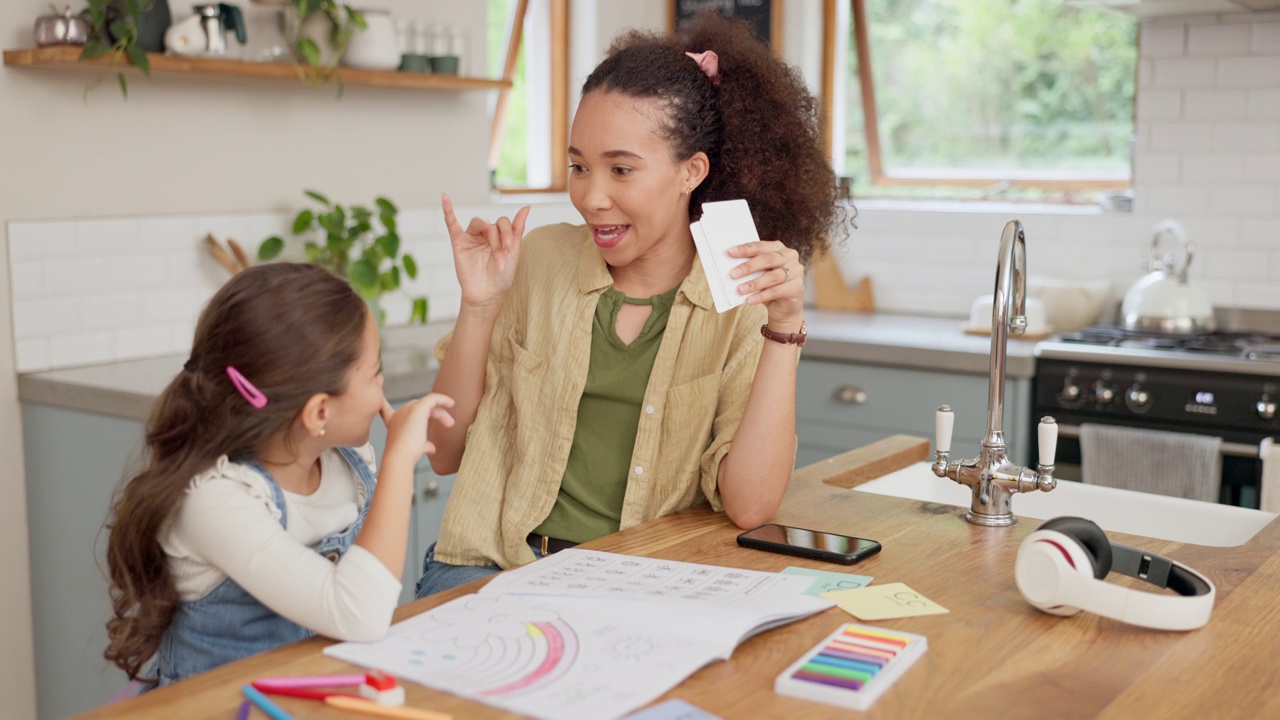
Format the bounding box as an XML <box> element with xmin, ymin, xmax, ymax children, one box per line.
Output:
<box><xmin>1094</xmin><ymin>383</ymin><xmax>1115</xmax><ymax>405</ymax></box>
<box><xmin>1260</xmin><ymin>399</ymin><xmax>1277</xmax><ymax>421</ymax></box>
<box><xmin>1126</xmin><ymin>385</ymin><xmax>1151</xmax><ymax>412</ymax></box>
<box><xmin>1059</xmin><ymin>379</ymin><xmax>1081</xmax><ymax>404</ymax></box>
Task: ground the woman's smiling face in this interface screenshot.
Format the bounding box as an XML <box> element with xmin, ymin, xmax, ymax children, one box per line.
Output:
<box><xmin>568</xmin><ymin>90</ymin><xmax>707</xmax><ymax>268</ymax></box>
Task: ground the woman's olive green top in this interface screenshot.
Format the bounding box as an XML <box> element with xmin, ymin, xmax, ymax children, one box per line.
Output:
<box><xmin>432</xmin><ymin>223</ymin><xmax>768</xmax><ymax>569</ymax></box>
<box><xmin>532</xmin><ymin>285</ymin><xmax>679</xmax><ymax>544</ymax></box>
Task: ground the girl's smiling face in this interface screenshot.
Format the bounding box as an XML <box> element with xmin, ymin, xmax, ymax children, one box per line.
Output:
<box><xmin>568</xmin><ymin>90</ymin><xmax>708</xmax><ymax>268</ymax></box>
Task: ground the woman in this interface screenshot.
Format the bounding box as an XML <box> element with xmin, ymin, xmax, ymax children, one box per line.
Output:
<box><xmin>417</xmin><ymin>13</ymin><xmax>847</xmax><ymax>597</ymax></box>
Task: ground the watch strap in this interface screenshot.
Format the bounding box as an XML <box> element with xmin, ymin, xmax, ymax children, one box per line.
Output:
<box><xmin>760</xmin><ymin>322</ymin><xmax>807</xmax><ymax>346</ymax></box>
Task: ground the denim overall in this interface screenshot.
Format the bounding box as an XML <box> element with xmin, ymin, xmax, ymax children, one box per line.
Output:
<box><xmin>153</xmin><ymin>447</ymin><xmax>376</xmax><ymax>686</ymax></box>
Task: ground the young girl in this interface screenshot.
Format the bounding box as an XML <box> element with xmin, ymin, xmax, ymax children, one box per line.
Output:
<box><xmin>103</xmin><ymin>262</ymin><xmax>454</xmax><ymax>686</ymax></box>
<box><xmin>416</xmin><ymin>13</ymin><xmax>847</xmax><ymax>597</ymax></box>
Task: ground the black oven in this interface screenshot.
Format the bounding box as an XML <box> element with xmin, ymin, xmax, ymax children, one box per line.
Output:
<box><xmin>1033</xmin><ymin>331</ymin><xmax>1280</xmax><ymax>509</ymax></box>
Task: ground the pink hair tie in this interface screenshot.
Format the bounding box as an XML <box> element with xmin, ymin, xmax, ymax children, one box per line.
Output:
<box><xmin>226</xmin><ymin>366</ymin><xmax>268</xmax><ymax>409</ymax></box>
<box><xmin>685</xmin><ymin>50</ymin><xmax>720</xmax><ymax>86</ymax></box>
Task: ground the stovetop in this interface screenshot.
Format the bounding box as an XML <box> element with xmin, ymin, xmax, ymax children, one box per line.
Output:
<box><xmin>1037</xmin><ymin>325</ymin><xmax>1280</xmax><ymax>376</ymax></box>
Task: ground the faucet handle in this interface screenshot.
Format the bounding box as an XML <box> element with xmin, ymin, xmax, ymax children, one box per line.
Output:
<box><xmin>1038</xmin><ymin>416</ymin><xmax>1058</xmax><ymax>468</ymax></box>
<box><xmin>935</xmin><ymin>405</ymin><xmax>954</xmax><ymax>454</ymax></box>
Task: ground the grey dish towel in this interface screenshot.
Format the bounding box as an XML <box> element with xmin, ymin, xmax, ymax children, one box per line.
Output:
<box><xmin>1079</xmin><ymin>423</ymin><xmax>1222</xmax><ymax>502</ymax></box>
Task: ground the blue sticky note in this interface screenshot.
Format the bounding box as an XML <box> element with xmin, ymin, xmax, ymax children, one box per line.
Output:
<box><xmin>622</xmin><ymin>698</ymin><xmax>723</xmax><ymax>720</ymax></box>
<box><xmin>782</xmin><ymin>566</ymin><xmax>873</xmax><ymax>596</ymax></box>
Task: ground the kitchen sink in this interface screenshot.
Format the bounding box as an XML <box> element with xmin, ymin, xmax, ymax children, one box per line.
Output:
<box><xmin>854</xmin><ymin>462</ymin><xmax>1276</xmax><ymax>547</ymax></box>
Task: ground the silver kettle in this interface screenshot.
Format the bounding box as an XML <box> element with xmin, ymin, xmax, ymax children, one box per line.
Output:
<box><xmin>1120</xmin><ymin>220</ymin><xmax>1215</xmax><ymax>334</ymax></box>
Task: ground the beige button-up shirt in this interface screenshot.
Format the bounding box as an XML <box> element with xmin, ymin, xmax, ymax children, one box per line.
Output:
<box><xmin>433</xmin><ymin>223</ymin><xmax>767</xmax><ymax>568</ymax></box>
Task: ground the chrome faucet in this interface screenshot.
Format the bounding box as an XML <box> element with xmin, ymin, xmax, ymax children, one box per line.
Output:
<box><xmin>931</xmin><ymin>220</ymin><xmax>1059</xmax><ymax>526</ymax></box>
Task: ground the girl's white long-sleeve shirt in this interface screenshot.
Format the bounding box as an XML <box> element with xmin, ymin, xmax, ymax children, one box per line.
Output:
<box><xmin>159</xmin><ymin>445</ymin><xmax>401</xmax><ymax>642</ymax></box>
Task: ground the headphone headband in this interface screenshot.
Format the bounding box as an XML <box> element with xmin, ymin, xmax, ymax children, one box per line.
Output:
<box><xmin>1016</xmin><ymin>519</ymin><xmax>1216</xmax><ymax>632</ymax></box>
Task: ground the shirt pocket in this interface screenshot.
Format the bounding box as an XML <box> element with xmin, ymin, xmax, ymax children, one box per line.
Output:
<box><xmin>508</xmin><ymin>336</ymin><xmax>548</xmax><ymax>465</ymax></box>
<box><xmin>655</xmin><ymin>372</ymin><xmax>721</xmax><ymax>505</ymax></box>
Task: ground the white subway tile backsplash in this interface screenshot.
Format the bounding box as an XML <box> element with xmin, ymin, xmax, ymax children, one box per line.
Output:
<box><xmin>1137</xmin><ymin>90</ymin><xmax>1182</xmax><ymax>121</ymax></box>
<box><xmin>114</xmin><ymin>326</ymin><xmax>181</xmax><ymax>361</ymax></box>
<box><xmin>1134</xmin><ymin>153</ymin><xmax>1181</xmax><ymax>185</ymax></box>
<box><xmin>1213</xmin><ymin>123</ymin><xmax>1280</xmax><ymax>151</ymax></box>
<box><xmin>1251</xmin><ymin>89</ymin><xmax>1280</xmax><ymax>119</ymax></box>
<box><xmin>77</xmin><ymin>219</ymin><xmax>141</xmax><ymax>256</ymax></box>
<box><xmin>110</xmin><ymin>256</ymin><xmax>169</xmax><ymax>292</ymax></box>
<box><xmin>1210</xmin><ymin>186</ymin><xmax>1275</xmax><ymax>216</ymax></box>
<box><xmin>1236</xmin><ymin>282</ymin><xmax>1280</xmax><ymax>309</ymax></box>
<box><xmin>42</xmin><ymin>258</ymin><xmax>113</xmax><ymax>296</ymax></box>
<box><xmin>1243</xmin><ymin>155</ymin><xmax>1280</xmax><ymax>183</ymax></box>
<box><xmin>82</xmin><ymin>294</ymin><xmax>144</xmax><ymax>332</ymax></box>
<box><xmin>15</xmin><ymin>339</ymin><xmax>50</xmax><ymax>373</ymax></box>
<box><xmin>1255</xmin><ymin>22</ymin><xmax>1280</xmax><ymax>53</ymax></box>
<box><xmin>1188</xmin><ymin>23</ymin><xmax>1251</xmax><ymax>56</ymax></box>
<box><xmin>50</xmin><ymin>333</ymin><xmax>115</xmax><ymax>368</ymax></box>
<box><xmin>1145</xmin><ymin>186</ymin><xmax>1212</xmax><ymax>214</ymax></box>
<box><xmin>13</xmin><ymin>298</ymin><xmax>79</xmax><ymax>339</ymax></box>
<box><xmin>1217</xmin><ymin>57</ymin><xmax>1280</xmax><ymax>87</ymax></box>
<box><xmin>1178</xmin><ymin>217</ymin><xmax>1240</xmax><ymax>247</ymax></box>
<box><xmin>10</xmin><ymin>263</ymin><xmax>42</xmax><ymax>301</ymax></box>
<box><xmin>1181</xmin><ymin>153</ymin><xmax>1244</xmax><ymax>182</ymax></box>
<box><xmin>1153</xmin><ymin>58</ymin><xmax>1217</xmax><ymax>88</ymax></box>
<box><xmin>1240</xmin><ymin>220</ymin><xmax>1280</xmax><ymax>247</ymax></box>
<box><xmin>1143</xmin><ymin>25</ymin><xmax>1186</xmax><ymax>57</ymax></box>
<box><xmin>139</xmin><ymin>216</ymin><xmax>200</xmax><ymax>253</ymax></box>
<box><xmin>1204</xmin><ymin>249</ymin><xmax>1271</xmax><ymax>280</ymax></box>
<box><xmin>1149</xmin><ymin>122</ymin><xmax>1215</xmax><ymax>151</ymax></box>
<box><xmin>1184</xmin><ymin>90</ymin><xmax>1249</xmax><ymax>120</ymax></box>
<box><xmin>1202</xmin><ymin>280</ymin><xmax>1237</xmax><ymax>308</ymax></box>
<box><xmin>8</xmin><ymin>222</ymin><xmax>76</xmax><ymax>262</ymax></box>
<box><xmin>142</xmin><ymin>289</ymin><xmax>206</xmax><ymax>324</ymax></box>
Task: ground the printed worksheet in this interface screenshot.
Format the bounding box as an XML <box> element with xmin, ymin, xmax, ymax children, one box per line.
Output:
<box><xmin>325</xmin><ymin>551</ymin><xmax>832</xmax><ymax>720</ymax></box>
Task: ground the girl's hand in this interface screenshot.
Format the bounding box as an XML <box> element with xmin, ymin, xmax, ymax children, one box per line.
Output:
<box><xmin>380</xmin><ymin>393</ymin><xmax>456</xmax><ymax>464</ymax></box>
<box><xmin>727</xmin><ymin>241</ymin><xmax>805</xmax><ymax>331</ymax></box>
<box><xmin>442</xmin><ymin>194</ymin><xmax>530</xmax><ymax>312</ymax></box>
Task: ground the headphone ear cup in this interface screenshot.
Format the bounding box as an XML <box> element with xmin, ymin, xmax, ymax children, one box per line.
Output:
<box><xmin>1016</xmin><ymin>529</ymin><xmax>1098</xmax><ymax>617</ymax></box>
<box><xmin>1037</xmin><ymin>516</ymin><xmax>1113</xmax><ymax>579</ymax></box>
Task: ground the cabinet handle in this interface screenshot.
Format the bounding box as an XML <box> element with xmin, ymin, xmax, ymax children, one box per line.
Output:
<box><xmin>423</xmin><ymin>480</ymin><xmax>439</xmax><ymax>499</ymax></box>
<box><xmin>833</xmin><ymin>385</ymin><xmax>868</xmax><ymax>405</ymax></box>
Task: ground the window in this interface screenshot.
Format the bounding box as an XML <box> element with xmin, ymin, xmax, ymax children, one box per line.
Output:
<box><xmin>487</xmin><ymin>0</ymin><xmax>569</xmax><ymax>193</ymax></box>
<box><xmin>827</xmin><ymin>0</ymin><xmax>1137</xmax><ymax>202</ymax></box>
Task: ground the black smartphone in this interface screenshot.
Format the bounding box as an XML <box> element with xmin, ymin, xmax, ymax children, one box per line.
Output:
<box><xmin>736</xmin><ymin>523</ymin><xmax>882</xmax><ymax>565</ymax></box>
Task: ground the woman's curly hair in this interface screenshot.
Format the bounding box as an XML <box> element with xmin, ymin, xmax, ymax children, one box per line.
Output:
<box><xmin>582</xmin><ymin>12</ymin><xmax>850</xmax><ymax>265</ymax></box>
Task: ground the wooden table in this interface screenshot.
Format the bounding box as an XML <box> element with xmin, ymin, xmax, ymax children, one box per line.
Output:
<box><xmin>80</xmin><ymin>437</ymin><xmax>1280</xmax><ymax>718</ymax></box>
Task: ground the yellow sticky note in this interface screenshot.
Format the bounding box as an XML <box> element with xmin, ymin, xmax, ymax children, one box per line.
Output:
<box><xmin>820</xmin><ymin>582</ymin><xmax>949</xmax><ymax>620</ymax></box>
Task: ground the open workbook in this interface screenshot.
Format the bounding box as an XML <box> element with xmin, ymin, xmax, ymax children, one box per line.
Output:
<box><xmin>325</xmin><ymin>549</ymin><xmax>833</xmax><ymax>720</ymax></box>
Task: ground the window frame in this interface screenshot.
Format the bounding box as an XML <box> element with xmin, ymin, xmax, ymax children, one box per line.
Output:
<box><xmin>488</xmin><ymin>0</ymin><xmax>571</xmax><ymax>194</ymax></box>
<box><xmin>822</xmin><ymin>0</ymin><xmax>1134</xmax><ymax>194</ymax></box>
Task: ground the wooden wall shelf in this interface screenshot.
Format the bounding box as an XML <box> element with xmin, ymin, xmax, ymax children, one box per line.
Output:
<box><xmin>3</xmin><ymin>46</ymin><xmax>511</xmax><ymax>92</ymax></box>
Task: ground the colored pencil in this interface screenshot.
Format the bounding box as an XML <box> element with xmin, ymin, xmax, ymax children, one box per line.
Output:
<box><xmin>241</xmin><ymin>684</ymin><xmax>295</xmax><ymax>720</ymax></box>
<box><xmin>250</xmin><ymin>682</ymin><xmax>359</xmax><ymax>701</ymax></box>
<box><xmin>253</xmin><ymin>674</ymin><xmax>367</xmax><ymax>689</ymax></box>
<box><xmin>235</xmin><ymin>700</ymin><xmax>250</xmax><ymax>720</ymax></box>
<box><xmin>325</xmin><ymin>695</ymin><xmax>453</xmax><ymax>720</ymax></box>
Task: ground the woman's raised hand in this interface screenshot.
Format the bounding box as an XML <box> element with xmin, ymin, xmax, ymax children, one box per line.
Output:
<box><xmin>727</xmin><ymin>241</ymin><xmax>806</xmax><ymax>331</ymax></box>
<box><xmin>380</xmin><ymin>393</ymin><xmax>456</xmax><ymax>464</ymax></box>
<box><xmin>441</xmin><ymin>194</ymin><xmax>531</xmax><ymax>311</ymax></box>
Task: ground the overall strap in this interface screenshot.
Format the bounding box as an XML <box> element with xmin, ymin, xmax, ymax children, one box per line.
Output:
<box><xmin>336</xmin><ymin>446</ymin><xmax>378</xmax><ymax>514</ymax></box>
<box><xmin>241</xmin><ymin>459</ymin><xmax>289</xmax><ymax>529</ymax></box>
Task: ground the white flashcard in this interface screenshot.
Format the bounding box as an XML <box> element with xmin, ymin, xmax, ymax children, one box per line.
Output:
<box><xmin>691</xmin><ymin>199</ymin><xmax>764</xmax><ymax>313</ymax></box>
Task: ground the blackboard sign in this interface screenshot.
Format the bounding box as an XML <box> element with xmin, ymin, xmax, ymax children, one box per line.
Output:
<box><xmin>671</xmin><ymin>0</ymin><xmax>781</xmax><ymax>49</ymax></box>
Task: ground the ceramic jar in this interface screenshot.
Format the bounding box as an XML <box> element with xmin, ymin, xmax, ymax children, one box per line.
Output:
<box><xmin>342</xmin><ymin>10</ymin><xmax>400</xmax><ymax>70</ymax></box>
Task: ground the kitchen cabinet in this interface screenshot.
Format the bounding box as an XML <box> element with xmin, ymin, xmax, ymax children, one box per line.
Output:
<box><xmin>796</xmin><ymin>357</ymin><xmax>1032</xmax><ymax>469</ymax></box>
<box><xmin>21</xmin><ymin>392</ymin><xmax>452</xmax><ymax>719</ymax></box>
<box><xmin>2</xmin><ymin>46</ymin><xmax>510</xmax><ymax>92</ymax></box>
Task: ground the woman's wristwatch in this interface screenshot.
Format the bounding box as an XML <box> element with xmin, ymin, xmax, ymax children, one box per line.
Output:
<box><xmin>760</xmin><ymin>321</ymin><xmax>807</xmax><ymax>346</ymax></box>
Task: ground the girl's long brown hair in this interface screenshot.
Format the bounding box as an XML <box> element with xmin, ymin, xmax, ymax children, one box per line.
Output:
<box><xmin>104</xmin><ymin>263</ymin><xmax>367</xmax><ymax>681</ymax></box>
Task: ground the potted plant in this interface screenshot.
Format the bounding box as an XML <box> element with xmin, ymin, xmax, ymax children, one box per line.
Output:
<box><xmin>80</xmin><ymin>0</ymin><xmax>158</xmax><ymax>97</ymax></box>
<box><xmin>293</xmin><ymin>0</ymin><xmax>365</xmax><ymax>71</ymax></box>
<box><xmin>258</xmin><ymin>190</ymin><xmax>428</xmax><ymax>325</ymax></box>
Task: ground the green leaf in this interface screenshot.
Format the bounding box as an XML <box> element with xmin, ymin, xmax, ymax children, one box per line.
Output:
<box><xmin>258</xmin><ymin>236</ymin><xmax>285</xmax><ymax>260</ymax></box>
<box><xmin>304</xmin><ymin>241</ymin><xmax>324</xmax><ymax>263</ymax></box>
<box><xmin>297</xmin><ymin>37</ymin><xmax>321</xmax><ymax>67</ymax></box>
<box><xmin>304</xmin><ymin>189</ymin><xmax>330</xmax><ymax>206</ymax></box>
<box><xmin>352</xmin><ymin>207</ymin><xmax>372</xmax><ymax>223</ymax></box>
<box><xmin>411</xmin><ymin>298</ymin><xmax>428</xmax><ymax>324</ymax></box>
<box><xmin>292</xmin><ymin>209</ymin><xmax>314</xmax><ymax>234</ymax></box>
<box><xmin>375</xmin><ymin>197</ymin><xmax>397</xmax><ymax>215</ymax></box>
<box><xmin>379</xmin><ymin>212</ymin><xmax>397</xmax><ymax>234</ymax></box>
<box><xmin>117</xmin><ymin>72</ymin><xmax>128</xmax><ymax>98</ymax></box>
<box><xmin>124</xmin><ymin>43</ymin><xmax>150</xmax><ymax>76</ymax></box>
<box><xmin>108</xmin><ymin>19</ymin><xmax>133</xmax><ymax>42</ymax></box>
<box><xmin>380</xmin><ymin>267</ymin><xmax>400</xmax><ymax>291</ymax></box>
<box><xmin>81</xmin><ymin>40</ymin><xmax>111</xmax><ymax>59</ymax></box>
<box><xmin>376</xmin><ymin>233</ymin><xmax>400</xmax><ymax>259</ymax></box>
<box><xmin>124</xmin><ymin>0</ymin><xmax>143</xmax><ymax>19</ymax></box>
<box><xmin>402</xmin><ymin>254</ymin><xmax>418</xmax><ymax>280</ymax></box>
<box><xmin>348</xmin><ymin>259</ymin><xmax>379</xmax><ymax>291</ymax></box>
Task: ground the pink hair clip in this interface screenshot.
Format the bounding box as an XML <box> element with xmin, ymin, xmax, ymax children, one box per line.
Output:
<box><xmin>685</xmin><ymin>50</ymin><xmax>720</xmax><ymax>85</ymax></box>
<box><xmin>226</xmin><ymin>366</ymin><xmax>268</xmax><ymax>409</ymax></box>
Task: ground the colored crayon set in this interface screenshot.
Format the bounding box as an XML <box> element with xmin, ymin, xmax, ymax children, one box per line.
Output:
<box><xmin>774</xmin><ymin>623</ymin><xmax>927</xmax><ymax>711</ymax></box>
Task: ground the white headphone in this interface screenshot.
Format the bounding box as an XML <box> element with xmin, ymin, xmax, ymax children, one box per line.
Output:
<box><xmin>1015</xmin><ymin>516</ymin><xmax>1216</xmax><ymax>631</ymax></box>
